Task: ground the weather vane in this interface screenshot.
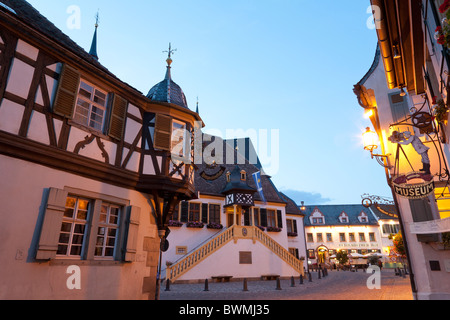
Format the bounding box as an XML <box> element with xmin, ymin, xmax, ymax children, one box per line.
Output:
<box><xmin>94</xmin><ymin>10</ymin><xmax>100</xmax><ymax>28</ymax></box>
<box><xmin>163</xmin><ymin>43</ymin><xmax>177</xmax><ymax>59</ymax></box>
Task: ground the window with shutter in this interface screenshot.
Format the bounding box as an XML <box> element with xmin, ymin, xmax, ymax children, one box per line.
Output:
<box><xmin>277</xmin><ymin>210</ymin><xmax>283</xmax><ymax>228</ymax></box>
<box><xmin>73</xmin><ymin>80</ymin><xmax>108</xmax><ymax>132</ymax></box>
<box><xmin>260</xmin><ymin>208</ymin><xmax>267</xmax><ymax>227</ymax></box>
<box><xmin>388</xmin><ymin>92</ymin><xmax>413</xmax><ymax>132</ymax></box>
<box><xmin>108</xmin><ymin>93</ymin><xmax>128</xmax><ymax>140</ymax></box>
<box><xmin>36</xmin><ymin>188</ymin><xmax>69</xmax><ymax>260</ymax></box>
<box><xmin>409</xmin><ymin>199</ymin><xmax>439</xmax><ymax>242</ymax></box>
<box><xmin>123</xmin><ymin>206</ymin><xmax>140</xmax><ymax>262</ymax></box>
<box><xmin>267</xmin><ymin>209</ymin><xmax>276</xmax><ymax>228</ymax></box>
<box><xmin>201</xmin><ymin>203</ymin><xmax>208</xmax><ymax>224</ymax></box>
<box><xmin>52</xmin><ymin>64</ymin><xmax>80</xmax><ymax>118</ymax></box>
<box><xmin>154</xmin><ymin>114</ymin><xmax>172</xmax><ymax>151</ymax></box>
<box><xmin>180</xmin><ymin>201</ymin><xmax>189</xmax><ymax>222</ymax></box>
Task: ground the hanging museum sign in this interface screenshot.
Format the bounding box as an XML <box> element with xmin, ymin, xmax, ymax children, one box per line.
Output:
<box><xmin>392</xmin><ymin>172</ymin><xmax>435</xmax><ymax>199</ymax></box>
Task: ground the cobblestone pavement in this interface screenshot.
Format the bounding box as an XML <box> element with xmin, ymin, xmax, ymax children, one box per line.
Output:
<box><xmin>160</xmin><ymin>269</ymin><xmax>413</xmax><ymax>300</ymax></box>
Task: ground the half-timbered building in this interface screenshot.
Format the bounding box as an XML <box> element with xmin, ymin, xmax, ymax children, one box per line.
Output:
<box><xmin>0</xmin><ymin>0</ymin><xmax>202</xmax><ymax>299</ymax></box>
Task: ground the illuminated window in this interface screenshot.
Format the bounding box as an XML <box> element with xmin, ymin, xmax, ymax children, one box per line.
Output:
<box><xmin>435</xmin><ymin>187</ymin><xmax>450</xmax><ymax>219</ymax></box>
<box><xmin>359</xmin><ymin>233</ymin><xmax>366</xmax><ymax>242</ymax></box>
<box><xmin>58</xmin><ymin>196</ymin><xmax>90</xmax><ymax>257</ymax></box>
<box><xmin>317</xmin><ymin>233</ymin><xmax>323</xmax><ymax>242</ymax></box>
<box><xmin>349</xmin><ymin>233</ymin><xmax>356</xmax><ymax>242</ymax></box>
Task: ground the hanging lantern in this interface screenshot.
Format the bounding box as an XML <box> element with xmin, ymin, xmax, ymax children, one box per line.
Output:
<box><xmin>363</xmin><ymin>127</ymin><xmax>379</xmax><ymax>153</ymax></box>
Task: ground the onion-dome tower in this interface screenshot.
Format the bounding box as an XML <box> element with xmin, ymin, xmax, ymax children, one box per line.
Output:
<box><xmin>147</xmin><ymin>43</ymin><xmax>189</xmax><ymax>110</ymax></box>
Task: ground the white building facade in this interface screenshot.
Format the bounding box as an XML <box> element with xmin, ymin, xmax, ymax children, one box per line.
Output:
<box><xmin>303</xmin><ymin>204</ymin><xmax>400</xmax><ymax>267</ymax></box>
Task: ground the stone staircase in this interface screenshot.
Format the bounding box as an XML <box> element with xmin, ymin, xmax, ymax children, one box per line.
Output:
<box><xmin>165</xmin><ymin>225</ymin><xmax>304</xmax><ymax>282</ymax></box>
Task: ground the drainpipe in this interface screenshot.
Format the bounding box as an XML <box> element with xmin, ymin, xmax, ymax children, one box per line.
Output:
<box><xmin>371</xmin><ymin>0</ymin><xmax>398</xmax><ymax>89</ymax></box>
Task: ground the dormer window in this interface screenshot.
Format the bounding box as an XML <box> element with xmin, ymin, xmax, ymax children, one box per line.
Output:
<box><xmin>358</xmin><ymin>212</ymin><xmax>368</xmax><ymax>223</ymax></box>
<box><xmin>226</xmin><ymin>171</ymin><xmax>231</xmax><ymax>182</ymax></box>
<box><xmin>339</xmin><ymin>212</ymin><xmax>349</xmax><ymax>223</ymax></box>
<box><xmin>240</xmin><ymin>170</ymin><xmax>247</xmax><ymax>181</ymax></box>
<box><xmin>310</xmin><ymin>209</ymin><xmax>325</xmax><ymax>225</ymax></box>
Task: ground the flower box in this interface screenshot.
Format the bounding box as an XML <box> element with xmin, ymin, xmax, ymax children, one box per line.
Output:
<box><xmin>207</xmin><ymin>223</ymin><xmax>224</xmax><ymax>230</ymax></box>
<box><xmin>266</xmin><ymin>226</ymin><xmax>282</xmax><ymax>232</ymax></box>
<box><xmin>168</xmin><ymin>220</ymin><xmax>183</xmax><ymax>227</ymax></box>
<box><xmin>288</xmin><ymin>232</ymin><xmax>298</xmax><ymax>237</ymax></box>
<box><xmin>256</xmin><ymin>226</ymin><xmax>265</xmax><ymax>232</ymax></box>
<box><xmin>186</xmin><ymin>221</ymin><xmax>204</xmax><ymax>229</ymax></box>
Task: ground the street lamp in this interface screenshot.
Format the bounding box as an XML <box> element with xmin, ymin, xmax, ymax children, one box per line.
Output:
<box><xmin>362</xmin><ymin>127</ymin><xmax>392</xmax><ymax>169</ymax></box>
<box><xmin>300</xmin><ymin>201</ymin><xmax>306</xmax><ymax>211</ymax></box>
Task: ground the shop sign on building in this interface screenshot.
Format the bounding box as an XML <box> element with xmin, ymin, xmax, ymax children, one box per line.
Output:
<box><xmin>392</xmin><ymin>172</ymin><xmax>435</xmax><ymax>200</ymax></box>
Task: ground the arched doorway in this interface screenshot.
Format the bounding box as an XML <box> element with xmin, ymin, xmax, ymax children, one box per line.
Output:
<box><xmin>316</xmin><ymin>246</ymin><xmax>329</xmax><ymax>264</ymax></box>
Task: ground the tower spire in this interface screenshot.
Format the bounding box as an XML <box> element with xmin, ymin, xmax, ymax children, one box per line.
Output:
<box><xmin>163</xmin><ymin>43</ymin><xmax>176</xmax><ymax>80</ymax></box>
<box><xmin>196</xmin><ymin>96</ymin><xmax>199</xmax><ymax>114</ymax></box>
<box><xmin>89</xmin><ymin>11</ymin><xmax>99</xmax><ymax>60</ymax></box>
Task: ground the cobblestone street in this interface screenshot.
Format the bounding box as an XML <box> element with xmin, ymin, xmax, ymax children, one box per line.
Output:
<box><xmin>160</xmin><ymin>269</ymin><xmax>413</xmax><ymax>300</ymax></box>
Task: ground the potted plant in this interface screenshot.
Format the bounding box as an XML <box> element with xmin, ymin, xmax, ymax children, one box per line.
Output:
<box><xmin>432</xmin><ymin>96</ymin><xmax>449</xmax><ymax>123</ymax></box>
<box><xmin>266</xmin><ymin>226</ymin><xmax>282</xmax><ymax>232</ymax></box>
<box><xmin>168</xmin><ymin>220</ymin><xmax>183</xmax><ymax>227</ymax></box>
<box><xmin>186</xmin><ymin>221</ymin><xmax>204</xmax><ymax>229</ymax></box>
<box><xmin>206</xmin><ymin>222</ymin><xmax>223</xmax><ymax>230</ymax></box>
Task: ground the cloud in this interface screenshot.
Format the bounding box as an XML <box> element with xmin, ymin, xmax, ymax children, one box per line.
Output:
<box><xmin>280</xmin><ymin>189</ymin><xmax>332</xmax><ymax>206</ymax></box>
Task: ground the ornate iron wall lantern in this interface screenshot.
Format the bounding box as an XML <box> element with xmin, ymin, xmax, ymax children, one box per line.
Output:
<box><xmin>362</xmin><ymin>127</ymin><xmax>392</xmax><ymax>169</ymax></box>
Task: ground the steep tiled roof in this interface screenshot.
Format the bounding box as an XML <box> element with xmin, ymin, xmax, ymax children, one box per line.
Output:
<box><xmin>0</xmin><ymin>0</ymin><xmax>143</xmax><ymax>95</ymax></box>
<box><xmin>195</xmin><ymin>135</ymin><xmax>285</xmax><ymax>204</ymax></box>
<box><xmin>303</xmin><ymin>204</ymin><xmax>378</xmax><ymax>226</ymax></box>
<box><xmin>147</xmin><ymin>78</ymin><xmax>189</xmax><ymax>109</ymax></box>
<box><xmin>280</xmin><ymin>192</ymin><xmax>304</xmax><ymax>216</ymax></box>
<box><xmin>370</xmin><ymin>204</ymin><xmax>398</xmax><ymax>220</ymax></box>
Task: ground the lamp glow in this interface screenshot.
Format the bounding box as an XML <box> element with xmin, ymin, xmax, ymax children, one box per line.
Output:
<box><xmin>363</xmin><ymin>127</ymin><xmax>378</xmax><ymax>152</ymax></box>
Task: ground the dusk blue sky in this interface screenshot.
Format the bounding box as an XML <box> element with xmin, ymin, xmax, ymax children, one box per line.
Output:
<box><xmin>26</xmin><ymin>0</ymin><xmax>392</xmax><ymax>205</ymax></box>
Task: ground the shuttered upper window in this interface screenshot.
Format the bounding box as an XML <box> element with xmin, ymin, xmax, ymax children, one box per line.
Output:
<box><xmin>74</xmin><ymin>80</ymin><xmax>107</xmax><ymax>131</ymax></box>
<box><xmin>52</xmin><ymin>63</ymin><xmax>129</xmax><ymax>140</ymax></box>
<box><xmin>153</xmin><ymin>114</ymin><xmax>189</xmax><ymax>158</ymax></box>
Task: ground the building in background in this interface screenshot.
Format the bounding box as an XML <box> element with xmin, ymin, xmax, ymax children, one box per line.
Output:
<box><xmin>302</xmin><ymin>204</ymin><xmax>399</xmax><ymax>268</ymax></box>
<box><xmin>0</xmin><ymin>0</ymin><xmax>202</xmax><ymax>299</ymax></box>
<box><xmin>354</xmin><ymin>0</ymin><xmax>450</xmax><ymax>299</ymax></box>
<box><xmin>163</xmin><ymin>136</ymin><xmax>306</xmax><ymax>283</ymax></box>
